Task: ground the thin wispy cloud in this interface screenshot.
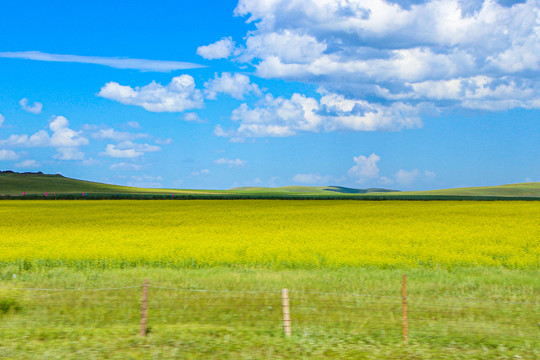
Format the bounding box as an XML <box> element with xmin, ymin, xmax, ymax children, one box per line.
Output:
<box><xmin>0</xmin><ymin>51</ymin><xmax>204</xmax><ymax>72</ymax></box>
<box><xmin>19</xmin><ymin>98</ymin><xmax>43</xmax><ymax>114</ymax></box>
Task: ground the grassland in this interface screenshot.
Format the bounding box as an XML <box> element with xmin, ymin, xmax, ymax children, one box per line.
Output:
<box><xmin>1</xmin><ymin>171</ymin><xmax>540</xmax><ymax>199</ymax></box>
<box><xmin>0</xmin><ymin>267</ymin><xmax>538</xmax><ymax>359</ymax></box>
<box><xmin>1</xmin><ymin>199</ymin><xmax>539</xmax><ymax>358</ymax></box>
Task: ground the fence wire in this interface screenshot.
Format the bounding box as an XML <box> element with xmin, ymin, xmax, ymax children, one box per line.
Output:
<box><xmin>0</xmin><ymin>283</ymin><xmax>538</xmax><ymax>346</ymax></box>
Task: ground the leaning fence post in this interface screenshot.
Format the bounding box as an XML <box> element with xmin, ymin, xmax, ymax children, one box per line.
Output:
<box><xmin>282</xmin><ymin>288</ymin><xmax>292</xmax><ymax>336</ymax></box>
<box><xmin>402</xmin><ymin>274</ymin><xmax>408</xmax><ymax>344</ymax></box>
<box><xmin>140</xmin><ymin>279</ymin><xmax>149</xmax><ymax>336</ymax></box>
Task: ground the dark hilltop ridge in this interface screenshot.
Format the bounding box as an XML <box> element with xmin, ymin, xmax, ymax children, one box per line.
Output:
<box><xmin>0</xmin><ymin>170</ymin><xmax>58</xmax><ymax>176</ymax></box>
<box><xmin>0</xmin><ymin>170</ymin><xmax>539</xmax><ymax>200</ymax></box>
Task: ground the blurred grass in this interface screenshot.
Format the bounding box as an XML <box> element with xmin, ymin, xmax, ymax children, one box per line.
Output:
<box><xmin>0</xmin><ymin>267</ymin><xmax>538</xmax><ymax>359</ymax></box>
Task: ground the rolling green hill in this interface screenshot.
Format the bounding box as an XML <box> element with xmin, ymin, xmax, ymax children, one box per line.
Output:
<box><xmin>0</xmin><ymin>171</ymin><xmax>228</xmax><ymax>196</ymax></box>
<box><xmin>1</xmin><ymin>171</ymin><xmax>539</xmax><ymax>199</ymax></box>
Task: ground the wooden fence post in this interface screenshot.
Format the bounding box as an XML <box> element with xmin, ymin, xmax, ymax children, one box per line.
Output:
<box><xmin>282</xmin><ymin>288</ymin><xmax>292</xmax><ymax>337</ymax></box>
<box><xmin>402</xmin><ymin>274</ymin><xmax>408</xmax><ymax>344</ymax></box>
<box><xmin>140</xmin><ymin>279</ymin><xmax>149</xmax><ymax>336</ymax></box>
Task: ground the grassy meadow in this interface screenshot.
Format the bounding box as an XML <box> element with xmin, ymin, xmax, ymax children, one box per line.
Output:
<box><xmin>0</xmin><ymin>267</ymin><xmax>539</xmax><ymax>359</ymax></box>
<box><xmin>1</xmin><ymin>172</ymin><xmax>540</xmax><ymax>199</ymax></box>
<box><xmin>0</xmin><ymin>199</ymin><xmax>539</xmax><ymax>359</ymax></box>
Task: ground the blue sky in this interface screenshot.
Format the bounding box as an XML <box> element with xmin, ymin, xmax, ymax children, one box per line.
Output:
<box><xmin>0</xmin><ymin>0</ymin><xmax>539</xmax><ymax>190</ymax></box>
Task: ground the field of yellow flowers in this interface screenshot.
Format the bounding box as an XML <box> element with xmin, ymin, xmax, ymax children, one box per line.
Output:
<box><xmin>0</xmin><ymin>200</ymin><xmax>538</xmax><ymax>269</ymax></box>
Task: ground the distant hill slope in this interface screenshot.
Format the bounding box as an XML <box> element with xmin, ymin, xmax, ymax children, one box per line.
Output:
<box><xmin>1</xmin><ymin>171</ymin><xmax>539</xmax><ymax>199</ymax></box>
<box><xmin>229</xmin><ymin>185</ymin><xmax>398</xmax><ymax>195</ymax></box>
<box><xmin>0</xmin><ymin>171</ymin><xmax>226</xmax><ymax>196</ymax></box>
<box><xmin>393</xmin><ymin>182</ymin><xmax>540</xmax><ymax>198</ymax></box>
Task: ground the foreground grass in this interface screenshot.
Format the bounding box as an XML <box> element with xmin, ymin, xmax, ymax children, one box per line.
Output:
<box><xmin>0</xmin><ymin>267</ymin><xmax>538</xmax><ymax>359</ymax></box>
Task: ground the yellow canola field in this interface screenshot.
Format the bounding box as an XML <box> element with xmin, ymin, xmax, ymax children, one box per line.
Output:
<box><xmin>0</xmin><ymin>200</ymin><xmax>539</xmax><ymax>269</ymax></box>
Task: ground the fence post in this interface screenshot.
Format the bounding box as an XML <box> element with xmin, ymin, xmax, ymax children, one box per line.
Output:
<box><xmin>402</xmin><ymin>274</ymin><xmax>408</xmax><ymax>344</ymax></box>
<box><xmin>140</xmin><ymin>279</ymin><xmax>149</xmax><ymax>336</ymax></box>
<box><xmin>282</xmin><ymin>288</ymin><xmax>292</xmax><ymax>337</ymax></box>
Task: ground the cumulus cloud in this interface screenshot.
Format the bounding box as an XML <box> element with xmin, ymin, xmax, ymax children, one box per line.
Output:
<box><xmin>0</xmin><ymin>51</ymin><xmax>203</xmax><ymax>72</ymax></box>
<box><xmin>20</xmin><ymin>98</ymin><xmax>43</xmax><ymax>114</ymax></box>
<box><xmin>14</xmin><ymin>159</ymin><xmax>40</xmax><ymax>168</ymax></box>
<box><xmin>293</xmin><ymin>155</ymin><xmax>436</xmax><ymax>187</ymax></box>
<box><xmin>217</xmin><ymin>92</ymin><xmax>423</xmax><ymax>138</ymax></box>
<box><xmin>0</xmin><ymin>131</ymin><xmax>50</xmax><ymax>147</ymax></box>
<box><xmin>118</xmin><ymin>141</ymin><xmax>160</xmax><ymax>152</ymax></box>
<box><xmin>215</xmin><ymin>158</ymin><xmax>247</xmax><ymax>166</ymax></box>
<box><xmin>0</xmin><ymin>149</ymin><xmax>19</xmax><ymax>161</ymax></box>
<box><xmin>100</xmin><ymin>141</ymin><xmax>160</xmax><ymax>159</ymax></box>
<box><xmin>100</xmin><ymin>144</ymin><xmax>142</xmax><ymax>158</ymax></box>
<box><xmin>197</xmin><ymin>37</ymin><xmax>236</xmax><ymax>59</ymax></box>
<box><xmin>225</xmin><ymin>0</ymin><xmax>540</xmax><ymax>111</ymax></box>
<box><xmin>347</xmin><ymin>154</ymin><xmax>381</xmax><ymax>183</ymax></box>
<box><xmin>204</xmin><ymin>72</ymin><xmax>261</xmax><ymax>99</ymax></box>
<box><xmin>91</xmin><ymin>128</ymin><xmax>149</xmax><ymax>142</ymax></box>
<box><xmin>0</xmin><ymin>115</ymin><xmax>88</xmax><ymax>161</ymax></box>
<box><xmin>98</xmin><ymin>75</ymin><xmax>204</xmax><ymax>112</ymax></box>
<box><xmin>49</xmin><ymin>116</ymin><xmax>89</xmax><ymax>147</ymax></box>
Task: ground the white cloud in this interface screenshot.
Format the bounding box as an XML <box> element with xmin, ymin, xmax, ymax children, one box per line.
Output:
<box><xmin>109</xmin><ymin>162</ymin><xmax>143</xmax><ymax>171</ymax></box>
<box><xmin>100</xmin><ymin>144</ymin><xmax>143</xmax><ymax>158</ymax></box>
<box><xmin>0</xmin><ymin>149</ymin><xmax>19</xmax><ymax>160</ymax></box>
<box><xmin>128</xmin><ymin>174</ymin><xmax>163</xmax><ymax>188</ymax></box>
<box><xmin>204</xmin><ymin>72</ymin><xmax>261</xmax><ymax>100</ymax></box>
<box><xmin>197</xmin><ymin>37</ymin><xmax>235</xmax><ymax>59</ymax></box>
<box><xmin>217</xmin><ymin>92</ymin><xmax>423</xmax><ymax>138</ymax></box>
<box><xmin>424</xmin><ymin>169</ymin><xmax>437</xmax><ymax>180</ymax></box>
<box><xmin>191</xmin><ymin>169</ymin><xmax>210</xmax><ymax>176</ymax></box>
<box><xmin>292</xmin><ymin>156</ymin><xmax>435</xmax><ymax>187</ymax></box>
<box><xmin>53</xmin><ymin>147</ymin><xmax>85</xmax><ymax>160</ymax></box>
<box><xmin>91</xmin><ymin>128</ymin><xmax>149</xmax><ymax>142</ymax></box>
<box><xmin>99</xmin><ymin>141</ymin><xmax>160</xmax><ymax>158</ymax></box>
<box><xmin>19</xmin><ymin>98</ymin><xmax>43</xmax><ymax>114</ymax></box>
<box><xmin>0</xmin><ymin>115</ymin><xmax>88</xmax><ymax>161</ymax></box>
<box><xmin>243</xmin><ymin>30</ymin><xmax>327</xmax><ymax>64</ymax></box>
<box><xmin>49</xmin><ymin>116</ymin><xmax>88</xmax><ymax>147</ymax></box>
<box><xmin>155</xmin><ymin>138</ymin><xmax>173</xmax><ymax>145</ymax></box>
<box><xmin>215</xmin><ymin>158</ymin><xmax>247</xmax><ymax>166</ymax></box>
<box><xmin>347</xmin><ymin>154</ymin><xmax>381</xmax><ymax>183</ymax></box>
<box><xmin>127</xmin><ymin>121</ymin><xmax>140</xmax><ymax>129</ymax></box>
<box><xmin>0</xmin><ymin>131</ymin><xmax>50</xmax><ymax>147</ymax></box>
<box><xmin>98</xmin><ymin>75</ymin><xmax>204</xmax><ymax>112</ymax></box>
<box><xmin>394</xmin><ymin>169</ymin><xmax>420</xmax><ymax>185</ymax></box>
<box><xmin>0</xmin><ymin>114</ymin><xmax>4</xmax><ymax>127</ymax></box>
<box><xmin>183</xmin><ymin>112</ymin><xmax>204</xmax><ymax>122</ymax></box>
<box><xmin>14</xmin><ymin>159</ymin><xmax>40</xmax><ymax>168</ymax></box>
<box><xmin>0</xmin><ymin>51</ymin><xmax>203</xmax><ymax>72</ymax></box>
<box><xmin>227</xmin><ymin>0</ymin><xmax>540</xmax><ymax>112</ymax></box>
<box><xmin>395</xmin><ymin>168</ymin><xmax>437</xmax><ymax>185</ymax></box>
<box><xmin>378</xmin><ymin>76</ymin><xmax>540</xmax><ymax>110</ymax></box>
<box><xmin>117</xmin><ymin>141</ymin><xmax>160</xmax><ymax>152</ymax></box>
